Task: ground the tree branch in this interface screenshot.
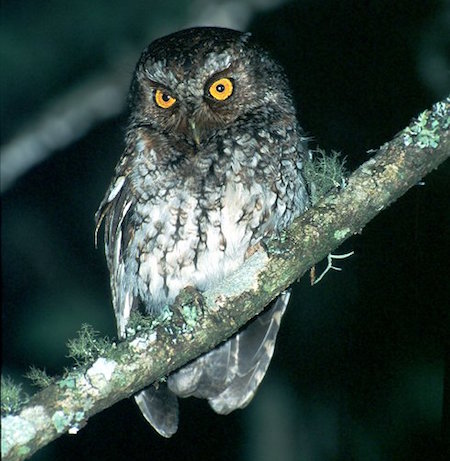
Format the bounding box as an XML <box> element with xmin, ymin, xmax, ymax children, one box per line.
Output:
<box><xmin>0</xmin><ymin>70</ymin><xmax>130</xmax><ymax>194</ymax></box>
<box><xmin>2</xmin><ymin>98</ymin><xmax>449</xmax><ymax>461</ymax></box>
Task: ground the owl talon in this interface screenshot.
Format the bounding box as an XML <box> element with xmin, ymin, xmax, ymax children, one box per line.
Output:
<box><xmin>244</xmin><ymin>241</ymin><xmax>265</xmax><ymax>259</ymax></box>
<box><xmin>172</xmin><ymin>286</ymin><xmax>205</xmax><ymax>331</ymax></box>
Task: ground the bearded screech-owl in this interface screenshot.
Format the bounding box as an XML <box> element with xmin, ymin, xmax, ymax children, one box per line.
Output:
<box><xmin>96</xmin><ymin>27</ymin><xmax>310</xmax><ymax>437</ymax></box>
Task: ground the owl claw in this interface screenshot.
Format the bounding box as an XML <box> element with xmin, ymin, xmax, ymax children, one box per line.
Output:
<box><xmin>244</xmin><ymin>241</ymin><xmax>266</xmax><ymax>259</ymax></box>
<box><xmin>172</xmin><ymin>286</ymin><xmax>205</xmax><ymax>331</ymax></box>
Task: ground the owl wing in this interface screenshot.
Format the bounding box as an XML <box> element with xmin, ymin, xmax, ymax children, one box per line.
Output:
<box><xmin>96</xmin><ymin>171</ymin><xmax>182</xmax><ymax>437</ymax></box>
<box><xmin>167</xmin><ymin>290</ymin><xmax>290</xmax><ymax>414</ymax></box>
<box><xmin>95</xmin><ymin>171</ymin><xmax>136</xmax><ymax>338</ymax></box>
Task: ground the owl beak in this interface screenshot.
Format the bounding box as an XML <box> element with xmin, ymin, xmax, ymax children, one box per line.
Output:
<box><xmin>189</xmin><ymin>120</ymin><xmax>201</xmax><ymax>146</ymax></box>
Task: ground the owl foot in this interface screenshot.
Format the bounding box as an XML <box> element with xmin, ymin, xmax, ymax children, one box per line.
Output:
<box><xmin>244</xmin><ymin>241</ymin><xmax>266</xmax><ymax>259</ymax></box>
<box><xmin>172</xmin><ymin>286</ymin><xmax>205</xmax><ymax>332</ymax></box>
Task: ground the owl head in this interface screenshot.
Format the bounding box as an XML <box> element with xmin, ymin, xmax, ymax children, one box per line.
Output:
<box><xmin>128</xmin><ymin>27</ymin><xmax>295</xmax><ymax>149</ymax></box>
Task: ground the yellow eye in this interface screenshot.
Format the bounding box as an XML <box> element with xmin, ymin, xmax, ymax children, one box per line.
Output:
<box><xmin>155</xmin><ymin>89</ymin><xmax>176</xmax><ymax>108</ymax></box>
<box><xmin>209</xmin><ymin>77</ymin><xmax>233</xmax><ymax>101</ymax></box>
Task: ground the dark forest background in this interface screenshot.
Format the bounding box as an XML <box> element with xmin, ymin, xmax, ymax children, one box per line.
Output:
<box><xmin>1</xmin><ymin>1</ymin><xmax>449</xmax><ymax>460</ymax></box>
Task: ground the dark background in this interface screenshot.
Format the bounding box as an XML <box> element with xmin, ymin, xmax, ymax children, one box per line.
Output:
<box><xmin>2</xmin><ymin>1</ymin><xmax>449</xmax><ymax>460</ymax></box>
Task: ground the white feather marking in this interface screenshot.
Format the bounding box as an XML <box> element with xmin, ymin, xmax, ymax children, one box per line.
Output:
<box><xmin>107</xmin><ymin>176</ymin><xmax>125</xmax><ymax>202</ymax></box>
<box><xmin>119</xmin><ymin>290</ymin><xmax>133</xmax><ymax>337</ymax></box>
<box><xmin>120</xmin><ymin>200</ymin><xmax>132</xmax><ymax>224</ymax></box>
<box><xmin>114</xmin><ymin>228</ymin><xmax>122</xmax><ymax>269</ymax></box>
<box><xmin>114</xmin><ymin>200</ymin><xmax>133</xmax><ymax>270</ymax></box>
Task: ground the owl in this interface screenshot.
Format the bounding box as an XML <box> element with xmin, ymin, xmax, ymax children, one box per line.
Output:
<box><xmin>96</xmin><ymin>27</ymin><xmax>309</xmax><ymax>437</ymax></box>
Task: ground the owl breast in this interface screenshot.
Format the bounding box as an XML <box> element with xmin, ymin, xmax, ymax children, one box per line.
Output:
<box><xmin>125</xmin><ymin>140</ymin><xmax>281</xmax><ymax>313</ymax></box>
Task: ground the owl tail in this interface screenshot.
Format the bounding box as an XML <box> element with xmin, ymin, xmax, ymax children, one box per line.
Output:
<box><xmin>169</xmin><ymin>291</ymin><xmax>290</xmax><ymax>413</ymax></box>
<box><xmin>134</xmin><ymin>384</ymin><xmax>179</xmax><ymax>438</ymax></box>
<box><xmin>206</xmin><ymin>291</ymin><xmax>290</xmax><ymax>414</ymax></box>
<box><xmin>134</xmin><ymin>291</ymin><xmax>290</xmax><ymax>436</ymax></box>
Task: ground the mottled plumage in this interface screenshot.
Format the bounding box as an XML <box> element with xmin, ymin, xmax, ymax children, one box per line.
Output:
<box><xmin>96</xmin><ymin>27</ymin><xmax>309</xmax><ymax>437</ymax></box>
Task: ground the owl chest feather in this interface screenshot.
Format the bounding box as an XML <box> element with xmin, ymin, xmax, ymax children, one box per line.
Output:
<box><xmin>111</xmin><ymin>116</ymin><xmax>308</xmax><ymax>315</ymax></box>
<box><xmin>127</xmin><ymin>167</ymin><xmax>277</xmax><ymax>312</ymax></box>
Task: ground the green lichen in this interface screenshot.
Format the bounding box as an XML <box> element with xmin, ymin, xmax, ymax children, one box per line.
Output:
<box><xmin>303</xmin><ymin>149</ymin><xmax>348</xmax><ymax>205</ymax></box>
<box><xmin>334</xmin><ymin>228</ymin><xmax>351</xmax><ymax>240</ymax></box>
<box><xmin>403</xmin><ymin>113</ymin><xmax>440</xmax><ymax>148</ymax></box>
<box><xmin>52</xmin><ymin>410</ymin><xmax>73</xmax><ymax>434</ymax></box>
<box><xmin>126</xmin><ymin>308</ymin><xmax>173</xmax><ymax>338</ymax></box>
<box><xmin>17</xmin><ymin>445</ymin><xmax>32</xmax><ymax>456</ymax></box>
<box><xmin>67</xmin><ymin>411</ymin><xmax>86</xmax><ymax>434</ymax></box>
<box><xmin>181</xmin><ymin>304</ymin><xmax>198</xmax><ymax>330</ymax></box>
<box><xmin>1</xmin><ymin>376</ymin><xmax>28</xmax><ymax>415</ymax></box>
<box><xmin>403</xmin><ymin>99</ymin><xmax>449</xmax><ymax>149</ymax></box>
<box><xmin>74</xmin><ymin>411</ymin><xmax>85</xmax><ymax>422</ymax></box>
<box><xmin>51</xmin><ymin>408</ymin><xmax>87</xmax><ymax>435</ymax></box>
<box><xmin>57</xmin><ymin>376</ymin><xmax>76</xmax><ymax>390</ymax></box>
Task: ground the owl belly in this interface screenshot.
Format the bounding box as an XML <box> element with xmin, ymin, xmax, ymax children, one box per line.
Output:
<box><xmin>130</xmin><ymin>181</ymin><xmax>277</xmax><ymax>314</ymax></box>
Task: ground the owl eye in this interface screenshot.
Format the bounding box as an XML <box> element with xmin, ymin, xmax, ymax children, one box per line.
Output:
<box><xmin>155</xmin><ymin>89</ymin><xmax>176</xmax><ymax>108</ymax></box>
<box><xmin>209</xmin><ymin>77</ymin><xmax>234</xmax><ymax>101</ymax></box>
